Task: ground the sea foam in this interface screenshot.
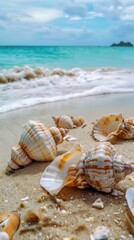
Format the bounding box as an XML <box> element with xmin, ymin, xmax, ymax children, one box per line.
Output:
<box><xmin>0</xmin><ymin>66</ymin><xmax>134</xmax><ymax>113</ymax></box>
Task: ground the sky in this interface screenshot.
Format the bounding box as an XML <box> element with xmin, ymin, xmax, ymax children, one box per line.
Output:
<box><xmin>0</xmin><ymin>0</ymin><xmax>134</xmax><ymax>46</ymax></box>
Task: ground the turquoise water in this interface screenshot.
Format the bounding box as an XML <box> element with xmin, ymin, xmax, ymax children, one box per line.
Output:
<box><xmin>0</xmin><ymin>46</ymin><xmax>134</xmax><ymax>70</ymax></box>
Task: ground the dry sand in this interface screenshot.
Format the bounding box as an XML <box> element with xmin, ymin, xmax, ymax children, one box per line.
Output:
<box><xmin>1</xmin><ymin>93</ymin><xmax>134</xmax><ymax>240</ymax></box>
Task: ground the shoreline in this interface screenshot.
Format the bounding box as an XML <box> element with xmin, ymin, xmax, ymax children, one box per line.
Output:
<box><xmin>1</xmin><ymin>93</ymin><xmax>134</xmax><ymax>239</ymax></box>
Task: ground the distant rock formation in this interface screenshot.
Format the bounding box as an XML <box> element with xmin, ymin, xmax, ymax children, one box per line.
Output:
<box><xmin>111</xmin><ymin>41</ymin><xmax>133</xmax><ymax>47</ymax></box>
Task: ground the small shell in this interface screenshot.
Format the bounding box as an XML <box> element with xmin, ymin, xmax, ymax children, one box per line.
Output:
<box><xmin>90</xmin><ymin>226</ymin><xmax>110</xmax><ymax>240</ymax></box>
<box><xmin>49</xmin><ymin>127</ymin><xmax>69</xmax><ymax>145</ymax></box>
<box><xmin>92</xmin><ymin>113</ymin><xmax>124</xmax><ymax>142</ymax></box>
<box><xmin>52</xmin><ymin>115</ymin><xmax>75</xmax><ymax>129</ymax></box>
<box><xmin>23</xmin><ymin>209</ymin><xmax>40</xmax><ymax>225</ymax></box>
<box><xmin>0</xmin><ymin>212</ymin><xmax>20</xmax><ymax>240</ymax></box>
<box><xmin>40</xmin><ymin>143</ymin><xmax>84</xmax><ymax>195</ymax></box>
<box><xmin>70</xmin><ymin>116</ymin><xmax>86</xmax><ymax>127</ymax></box>
<box><xmin>126</xmin><ymin>188</ymin><xmax>134</xmax><ymax>230</ymax></box>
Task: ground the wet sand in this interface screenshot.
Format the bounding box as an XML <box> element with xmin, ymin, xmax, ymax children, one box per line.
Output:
<box><xmin>0</xmin><ymin>93</ymin><xmax>134</xmax><ymax>239</ymax></box>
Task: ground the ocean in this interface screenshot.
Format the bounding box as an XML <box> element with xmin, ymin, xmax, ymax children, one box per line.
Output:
<box><xmin>0</xmin><ymin>46</ymin><xmax>134</xmax><ymax>113</ymax></box>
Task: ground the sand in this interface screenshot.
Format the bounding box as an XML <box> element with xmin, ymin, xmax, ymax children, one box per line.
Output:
<box><xmin>1</xmin><ymin>93</ymin><xmax>134</xmax><ymax>240</ymax></box>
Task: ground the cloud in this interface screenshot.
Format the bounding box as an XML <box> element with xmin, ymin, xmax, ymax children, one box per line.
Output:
<box><xmin>63</xmin><ymin>2</ymin><xmax>88</xmax><ymax>17</ymax></box>
<box><xmin>121</xmin><ymin>5</ymin><xmax>134</xmax><ymax>21</ymax></box>
<box><xmin>22</xmin><ymin>8</ymin><xmax>64</xmax><ymax>23</ymax></box>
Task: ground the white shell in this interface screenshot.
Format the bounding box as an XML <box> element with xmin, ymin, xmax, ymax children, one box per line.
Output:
<box><xmin>90</xmin><ymin>226</ymin><xmax>110</xmax><ymax>240</ymax></box>
<box><xmin>40</xmin><ymin>144</ymin><xmax>83</xmax><ymax>195</ymax></box>
<box><xmin>0</xmin><ymin>232</ymin><xmax>9</xmax><ymax>240</ymax></box>
<box><xmin>92</xmin><ymin>113</ymin><xmax>134</xmax><ymax>142</ymax></box>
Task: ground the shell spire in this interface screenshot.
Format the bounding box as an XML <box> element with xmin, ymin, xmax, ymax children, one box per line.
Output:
<box><xmin>0</xmin><ymin>212</ymin><xmax>20</xmax><ymax>240</ymax></box>
<box><xmin>49</xmin><ymin>127</ymin><xmax>69</xmax><ymax>145</ymax></box>
<box><xmin>6</xmin><ymin>120</ymin><xmax>68</xmax><ymax>175</ymax></box>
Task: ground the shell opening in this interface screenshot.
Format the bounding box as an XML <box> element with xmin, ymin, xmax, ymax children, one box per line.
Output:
<box><xmin>40</xmin><ymin>143</ymin><xmax>83</xmax><ymax>195</ymax></box>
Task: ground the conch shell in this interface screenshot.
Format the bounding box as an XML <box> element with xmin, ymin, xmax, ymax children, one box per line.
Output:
<box><xmin>6</xmin><ymin>120</ymin><xmax>68</xmax><ymax>175</ymax></box>
<box><xmin>52</xmin><ymin>115</ymin><xmax>85</xmax><ymax>129</ymax></box>
<box><xmin>0</xmin><ymin>212</ymin><xmax>20</xmax><ymax>240</ymax></box>
<box><xmin>40</xmin><ymin>142</ymin><xmax>134</xmax><ymax>195</ymax></box>
<box><xmin>125</xmin><ymin>188</ymin><xmax>134</xmax><ymax>234</ymax></box>
<box><xmin>92</xmin><ymin>113</ymin><xmax>134</xmax><ymax>142</ymax></box>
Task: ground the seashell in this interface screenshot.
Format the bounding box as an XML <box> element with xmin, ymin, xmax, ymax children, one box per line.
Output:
<box><xmin>52</xmin><ymin>115</ymin><xmax>86</xmax><ymax>129</ymax></box>
<box><xmin>125</xmin><ymin>188</ymin><xmax>134</xmax><ymax>234</ymax></box>
<box><xmin>5</xmin><ymin>120</ymin><xmax>68</xmax><ymax>175</ymax></box>
<box><xmin>70</xmin><ymin>115</ymin><xmax>86</xmax><ymax>127</ymax></box>
<box><xmin>52</xmin><ymin>115</ymin><xmax>76</xmax><ymax>129</ymax></box>
<box><xmin>92</xmin><ymin>113</ymin><xmax>134</xmax><ymax>142</ymax></box>
<box><xmin>92</xmin><ymin>113</ymin><xmax>124</xmax><ymax>142</ymax></box>
<box><xmin>90</xmin><ymin>226</ymin><xmax>111</xmax><ymax>240</ymax></box>
<box><xmin>23</xmin><ymin>209</ymin><xmax>40</xmax><ymax>225</ymax></box>
<box><xmin>0</xmin><ymin>212</ymin><xmax>20</xmax><ymax>240</ymax></box>
<box><xmin>40</xmin><ymin>142</ymin><xmax>134</xmax><ymax>195</ymax></box>
<box><xmin>49</xmin><ymin>127</ymin><xmax>69</xmax><ymax>145</ymax></box>
<box><xmin>40</xmin><ymin>143</ymin><xmax>84</xmax><ymax>195</ymax></box>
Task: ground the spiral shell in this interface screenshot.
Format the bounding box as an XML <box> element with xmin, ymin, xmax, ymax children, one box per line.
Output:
<box><xmin>92</xmin><ymin>114</ymin><xmax>134</xmax><ymax>142</ymax></box>
<box><xmin>40</xmin><ymin>142</ymin><xmax>134</xmax><ymax>195</ymax></box>
<box><xmin>6</xmin><ymin>120</ymin><xmax>68</xmax><ymax>175</ymax></box>
<box><xmin>49</xmin><ymin>126</ymin><xmax>69</xmax><ymax>145</ymax></box>
<box><xmin>52</xmin><ymin>115</ymin><xmax>85</xmax><ymax>129</ymax></box>
<box><xmin>83</xmin><ymin>142</ymin><xmax>134</xmax><ymax>192</ymax></box>
<box><xmin>0</xmin><ymin>212</ymin><xmax>20</xmax><ymax>240</ymax></box>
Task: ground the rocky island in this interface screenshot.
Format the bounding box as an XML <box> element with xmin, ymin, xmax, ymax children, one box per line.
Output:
<box><xmin>111</xmin><ymin>41</ymin><xmax>133</xmax><ymax>47</ymax></box>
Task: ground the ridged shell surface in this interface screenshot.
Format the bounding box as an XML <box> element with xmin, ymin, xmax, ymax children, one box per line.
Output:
<box><xmin>49</xmin><ymin>127</ymin><xmax>69</xmax><ymax>145</ymax></box>
<box><xmin>114</xmin><ymin>121</ymin><xmax>134</xmax><ymax>139</ymax></box>
<box><xmin>84</xmin><ymin>142</ymin><xmax>134</xmax><ymax>193</ymax></box>
<box><xmin>19</xmin><ymin>120</ymin><xmax>57</xmax><ymax>161</ymax></box>
<box><xmin>6</xmin><ymin>145</ymin><xmax>32</xmax><ymax>174</ymax></box>
<box><xmin>92</xmin><ymin>113</ymin><xmax>123</xmax><ymax>142</ymax></box>
<box><xmin>52</xmin><ymin>115</ymin><xmax>75</xmax><ymax>129</ymax></box>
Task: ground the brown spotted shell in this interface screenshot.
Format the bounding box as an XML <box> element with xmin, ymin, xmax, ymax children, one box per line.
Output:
<box><xmin>92</xmin><ymin>114</ymin><xmax>134</xmax><ymax>142</ymax></box>
<box><xmin>92</xmin><ymin>113</ymin><xmax>124</xmax><ymax>142</ymax></box>
<box><xmin>5</xmin><ymin>120</ymin><xmax>68</xmax><ymax>174</ymax></box>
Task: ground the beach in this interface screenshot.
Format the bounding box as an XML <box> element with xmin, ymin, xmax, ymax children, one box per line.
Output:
<box><xmin>1</xmin><ymin>93</ymin><xmax>134</xmax><ymax>239</ymax></box>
